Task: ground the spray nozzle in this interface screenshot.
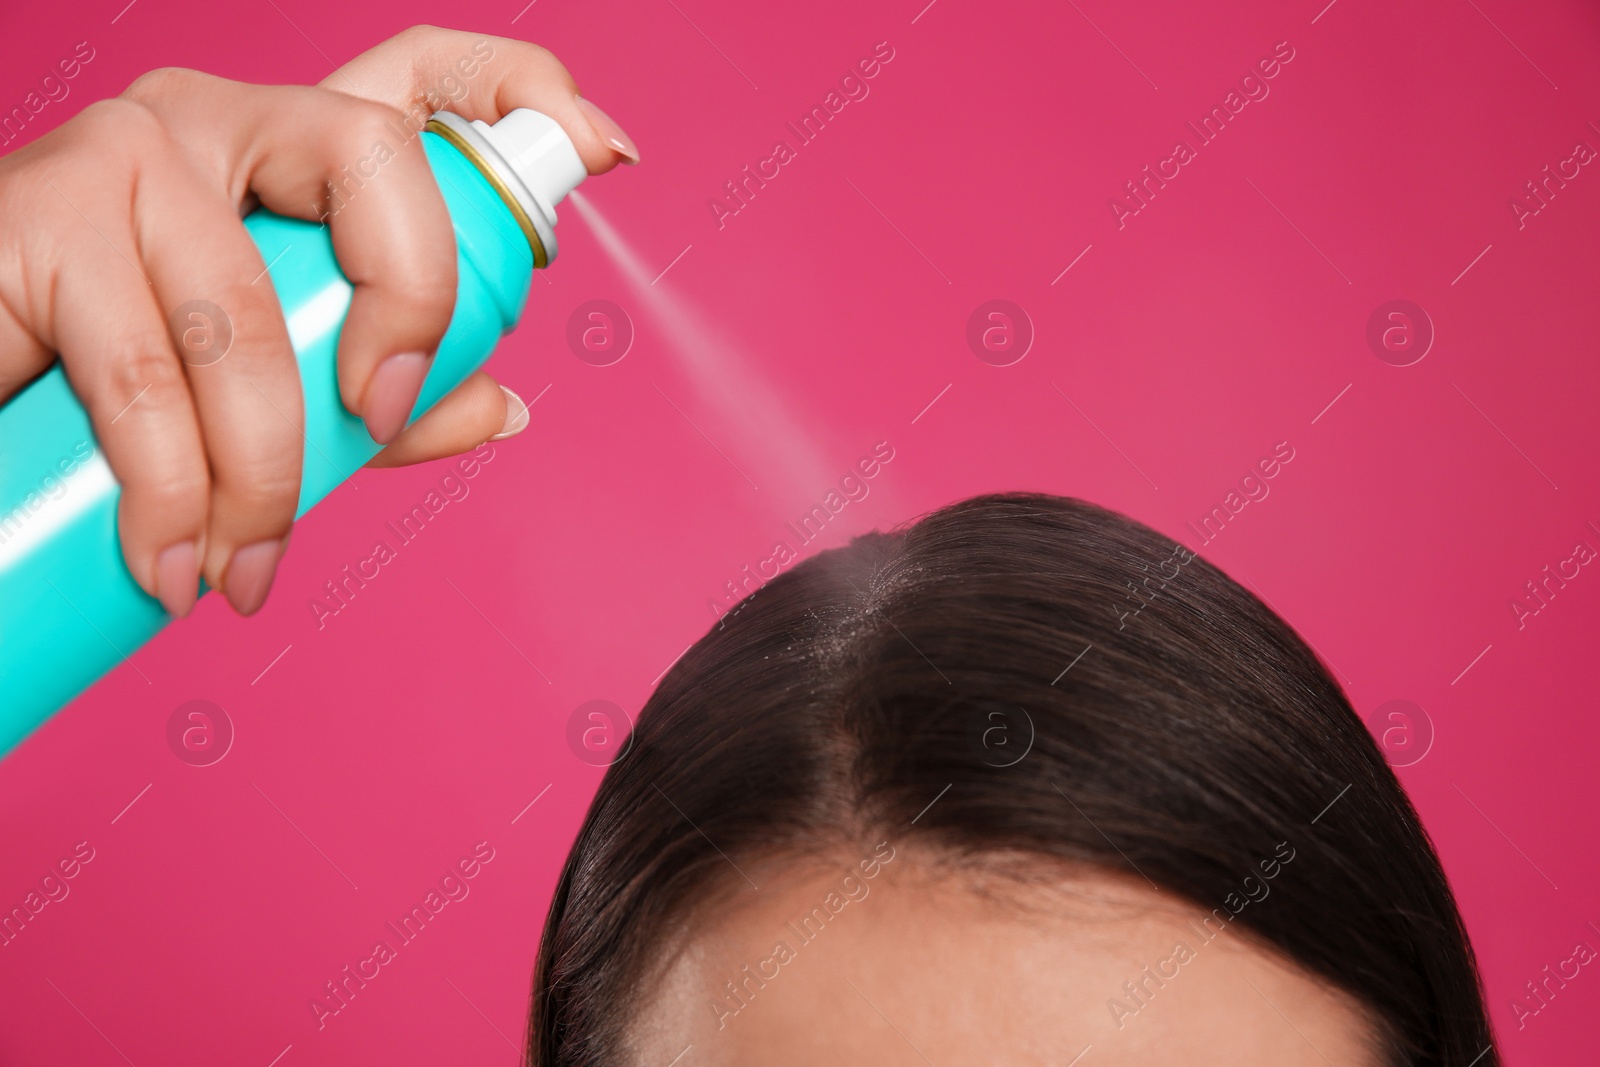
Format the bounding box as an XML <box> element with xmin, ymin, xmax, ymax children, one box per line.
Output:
<box><xmin>426</xmin><ymin>108</ymin><xmax>586</xmax><ymax>267</ymax></box>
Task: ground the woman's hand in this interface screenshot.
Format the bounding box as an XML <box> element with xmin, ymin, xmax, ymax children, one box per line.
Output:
<box><xmin>0</xmin><ymin>25</ymin><xmax>639</xmax><ymax>617</ymax></box>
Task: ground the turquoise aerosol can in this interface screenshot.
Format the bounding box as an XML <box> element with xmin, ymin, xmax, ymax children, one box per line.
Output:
<box><xmin>0</xmin><ymin>109</ymin><xmax>586</xmax><ymax>756</ymax></box>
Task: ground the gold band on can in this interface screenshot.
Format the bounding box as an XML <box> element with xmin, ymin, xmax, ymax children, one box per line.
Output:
<box><xmin>425</xmin><ymin>117</ymin><xmax>551</xmax><ymax>269</ymax></box>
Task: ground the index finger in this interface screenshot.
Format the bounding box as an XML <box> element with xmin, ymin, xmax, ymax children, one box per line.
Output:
<box><xmin>319</xmin><ymin>26</ymin><xmax>639</xmax><ymax>174</ymax></box>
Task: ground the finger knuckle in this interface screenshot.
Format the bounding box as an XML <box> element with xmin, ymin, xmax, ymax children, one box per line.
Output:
<box><xmin>394</xmin><ymin>23</ymin><xmax>446</xmax><ymax>45</ymax></box>
<box><xmin>76</xmin><ymin>97</ymin><xmax>161</xmax><ymax>145</ymax></box>
<box><xmin>139</xmin><ymin>466</ymin><xmax>211</xmax><ymax>515</ymax></box>
<box><xmin>386</xmin><ymin>271</ymin><xmax>458</xmax><ymax>338</ymax></box>
<box><xmin>505</xmin><ymin>39</ymin><xmax>569</xmax><ymax>87</ymax></box>
<box><xmin>122</xmin><ymin>66</ymin><xmax>207</xmax><ymax>105</ymax></box>
<box><xmin>324</xmin><ymin>98</ymin><xmax>413</xmax><ymax>179</ymax></box>
<box><xmin>104</xmin><ymin>341</ymin><xmax>182</xmax><ymax>405</ymax></box>
<box><xmin>0</xmin><ymin>154</ymin><xmax>51</xmax><ymax>218</ymax></box>
<box><xmin>217</xmin><ymin>463</ymin><xmax>302</xmax><ymax>522</ymax></box>
<box><xmin>344</xmin><ymin>97</ymin><xmax>408</xmax><ymax>148</ymax></box>
<box><xmin>523</xmin><ymin>40</ymin><xmax>561</xmax><ymax>70</ymax></box>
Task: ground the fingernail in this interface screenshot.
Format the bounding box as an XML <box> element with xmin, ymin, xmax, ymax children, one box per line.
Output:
<box><xmin>490</xmin><ymin>385</ymin><xmax>531</xmax><ymax>441</ymax></box>
<box><xmin>224</xmin><ymin>539</ymin><xmax>284</xmax><ymax>616</ymax></box>
<box><xmin>574</xmin><ymin>96</ymin><xmax>640</xmax><ymax>164</ymax></box>
<box><xmin>364</xmin><ymin>352</ymin><xmax>431</xmax><ymax>445</ymax></box>
<box><xmin>154</xmin><ymin>541</ymin><xmax>199</xmax><ymax>618</ymax></box>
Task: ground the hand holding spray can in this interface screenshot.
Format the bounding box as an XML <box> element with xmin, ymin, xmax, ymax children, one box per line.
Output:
<box><xmin>0</xmin><ymin>109</ymin><xmax>587</xmax><ymax>755</ymax></box>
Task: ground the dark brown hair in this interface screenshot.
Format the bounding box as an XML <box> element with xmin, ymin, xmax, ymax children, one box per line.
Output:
<box><xmin>528</xmin><ymin>493</ymin><xmax>1495</xmax><ymax>1065</ymax></box>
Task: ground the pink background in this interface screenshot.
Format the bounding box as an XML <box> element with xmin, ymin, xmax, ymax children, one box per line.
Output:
<box><xmin>3</xmin><ymin>0</ymin><xmax>1598</xmax><ymax>1062</ymax></box>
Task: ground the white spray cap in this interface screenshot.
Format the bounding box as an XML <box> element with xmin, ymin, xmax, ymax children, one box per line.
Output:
<box><xmin>477</xmin><ymin>109</ymin><xmax>587</xmax><ymax>211</ymax></box>
<box><xmin>427</xmin><ymin>108</ymin><xmax>587</xmax><ymax>266</ymax></box>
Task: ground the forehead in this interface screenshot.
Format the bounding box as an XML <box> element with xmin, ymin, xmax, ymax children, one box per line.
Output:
<box><xmin>626</xmin><ymin>854</ymin><xmax>1382</xmax><ymax>1067</ymax></box>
